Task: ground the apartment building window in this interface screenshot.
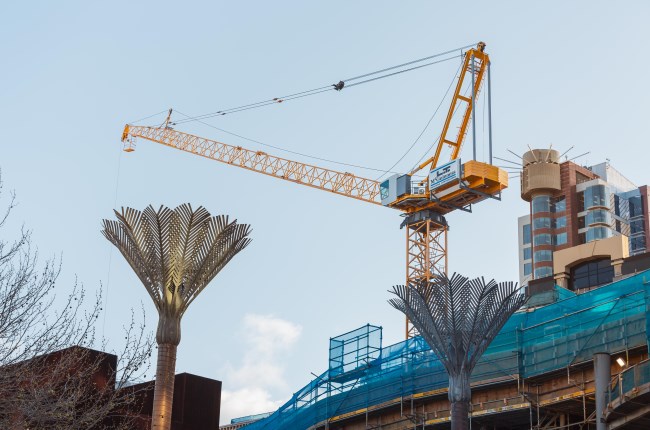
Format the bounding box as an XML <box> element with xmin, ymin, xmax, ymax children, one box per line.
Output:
<box><xmin>534</xmin><ymin>266</ymin><xmax>553</xmax><ymax>278</ymax></box>
<box><xmin>554</xmin><ymin>232</ymin><xmax>568</xmax><ymax>246</ymax></box>
<box><xmin>554</xmin><ymin>216</ymin><xmax>567</xmax><ymax>229</ymax></box>
<box><xmin>629</xmin><ymin>195</ymin><xmax>643</xmax><ymax>217</ymax></box>
<box><xmin>533</xmin><ymin>217</ymin><xmax>551</xmax><ymax>230</ymax></box>
<box><xmin>586</xmin><ymin>209</ymin><xmax>610</xmax><ymax>226</ymax></box>
<box><xmin>570</xmin><ymin>258</ymin><xmax>614</xmax><ymax>290</ymax></box>
<box><xmin>534</xmin><ymin>250</ymin><xmax>552</xmax><ymax>261</ymax></box>
<box><xmin>631</xmin><ymin>236</ymin><xmax>647</xmax><ymax>253</ymax></box>
<box><xmin>524</xmin><ymin>262</ymin><xmax>532</xmax><ymax>276</ymax></box>
<box><xmin>522</xmin><ymin>224</ymin><xmax>531</xmax><ymax>245</ymax></box>
<box><xmin>532</xmin><ymin>195</ymin><xmax>551</xmax><ymax>214</ymax></box>
<box><xmin>523</xmin><ymin>247</ymin><xmax>532</xmax><ymax>260</ymax></box>
<box><xmin>586</xmin><ymin>226</ymin><xmax>612</xmax><ymax>242</ymax></box>
<box><xmin>553</xmin><ymin>197</ymin><xmax>566</xmax><ymax>213</ymax></box>
<box><xmin>630</xmin><ymin>219</ymin><xmax>644</xmax><ymax>234</ymax></box>
<box><xmin>584</xmin><ymin>185</ymin><xmax>609</xmax><ymax>210</ymax></box>
<box><xmin>534</xmin><ymin>233</ymin><xmax>552</xmax><ymax>246</ymax></box>
<box><xmin>577</xmin><ymin>191</ymin><xmax>585</xmax><ymax>211</ymax></box>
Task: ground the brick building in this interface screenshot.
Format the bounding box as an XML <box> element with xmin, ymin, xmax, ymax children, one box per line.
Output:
<box><xmin>2</xmin><ymin>346</ymin><xmax>221</xmax><ymax>429</ymax></box>
<box><xmin>518</xmin><ymin>149</ymin><xmax>650</xmax><ymax>289</ymax></box>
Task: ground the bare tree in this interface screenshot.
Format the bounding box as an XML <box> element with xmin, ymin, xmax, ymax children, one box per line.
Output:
<box><xmin>0</xmin><ymin>173</ymin><xmax>154</xmax><ymax>429</ymax></box>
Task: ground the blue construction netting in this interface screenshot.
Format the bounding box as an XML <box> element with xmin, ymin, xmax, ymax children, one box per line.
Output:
<box><xmin>244</xmin><ymin>270</ymin><xmax>650</xmax><ymax>430</ymax></box>
<box><xmin>232</xmin><ymin>412</ymin><xmax>273</xmax><ymax>424</ymax></box>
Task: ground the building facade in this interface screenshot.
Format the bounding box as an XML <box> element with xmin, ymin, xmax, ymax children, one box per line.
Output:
<box><xmin>0</xmin><ymin>347</ymin><xmax>222</xmax><ymax>430</ymax></box>
<box><xmin>518</xmin><ymin>149</ymin><xmax>650</xmax><ymax>289</ymax></box>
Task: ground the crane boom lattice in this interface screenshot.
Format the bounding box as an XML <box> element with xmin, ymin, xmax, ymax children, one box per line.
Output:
<box><xmin>123</xmin><ymin>125</ymin><xmax>382</xmax><ymax>205</ymax></box>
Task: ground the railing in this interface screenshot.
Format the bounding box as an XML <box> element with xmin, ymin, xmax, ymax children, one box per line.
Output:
<box><xmin>610</xmin><ymin>359</ymin><xmax>650</xmax><ymax>403</ymax></box>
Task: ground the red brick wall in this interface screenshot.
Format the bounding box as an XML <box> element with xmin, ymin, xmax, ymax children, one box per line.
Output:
<box><xmin>559</xmin><ymin>162</ymin><xmax>598</xmax><ymax>249</ymax></box>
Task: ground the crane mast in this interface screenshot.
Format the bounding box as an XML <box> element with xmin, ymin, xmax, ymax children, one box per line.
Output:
<box><xmin>121</xmin><ymin>42</ymin><xmax>508</xmax><ymax>339</ymax></box>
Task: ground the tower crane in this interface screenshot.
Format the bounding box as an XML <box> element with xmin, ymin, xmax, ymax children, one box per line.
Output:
<box><xmin>121</xmin><ymin>42</ymin><xmax>508</xmax><ymax>338</ymax></box>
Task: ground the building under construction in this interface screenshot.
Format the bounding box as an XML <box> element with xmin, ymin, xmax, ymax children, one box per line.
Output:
<box><xmin>233</xmin><ymin>153</ymin><xmax>650</xmax><ymax>430</ymax></box>
<box><xmin>118</xmin><ymin>45</ymin><xmax>650</xmax><ymax>430</ymax></box>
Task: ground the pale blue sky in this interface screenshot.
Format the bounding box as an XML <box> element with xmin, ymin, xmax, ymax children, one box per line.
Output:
<box><xmin>2</xmin><ymin>1</ymin><xmax>648</xmax><ymax>423</ymax></box>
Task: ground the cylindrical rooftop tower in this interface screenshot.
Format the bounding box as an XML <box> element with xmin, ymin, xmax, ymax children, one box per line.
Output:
<box><xmin>521</xmin><ymin>149</ymin><xmax>561</xmax><ymax>201</ymax></box>
<box><xmin>521</xmin><ymin>149</ymin><xmax>562</xmax><ymax>281</ymax></box>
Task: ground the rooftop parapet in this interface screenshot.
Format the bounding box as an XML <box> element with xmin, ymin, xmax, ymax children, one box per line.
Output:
<box><xmin>521</xmin><ymin>148</ymin><xmax>561</xmax><ymax>201</ymax></box>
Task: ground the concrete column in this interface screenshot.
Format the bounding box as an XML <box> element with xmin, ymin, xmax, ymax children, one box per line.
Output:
<box><xmin>594</xmin><ymin>353</ymin><xmax>611</xmax><ymax>430</ymax></box>
<box><xmin>553</xmin><ymin>272</ymin><xmax>569</xmax><ymax>290</ymax></box>
<box><xmin>612</xmin><ymin>258</ymin><xmax>624</xmax><ymax>278</ymax></box>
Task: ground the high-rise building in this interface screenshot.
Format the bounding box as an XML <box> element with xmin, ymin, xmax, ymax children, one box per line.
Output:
<box><xmin>517</xmin><ymin>149</ymin><xmax>650</xmax><ymax>290</ymax></box>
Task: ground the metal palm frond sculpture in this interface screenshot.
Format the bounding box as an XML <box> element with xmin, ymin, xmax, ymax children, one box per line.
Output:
<box><xmin>102</xmin><ymin>204</ymin><xmax>251</xmax><ymax>430</ymax></box>
<box><xmin>389</xmin><ymin>273</ymin><xmax>525</xmax><ymax>430</ymax></box>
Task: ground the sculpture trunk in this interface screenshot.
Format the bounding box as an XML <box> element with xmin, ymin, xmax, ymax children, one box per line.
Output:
<box><xmin>152</xmin><ymin>313</ymin><xmax>181</xmax><ymax>430</ymax></box>
<box><xmin>152</xmin><ymin>343</ymin><xmax>177</xmax><ymax>430</ymax></box>
<box><xmin>448</xmin><ymin>373</ymin><xmax>471</xmax><ymax>430</ymax></box>
<box><xmin>450</xmin><ymin>401</ymin><xmax>470</xmax><ymax>430</ymax></box>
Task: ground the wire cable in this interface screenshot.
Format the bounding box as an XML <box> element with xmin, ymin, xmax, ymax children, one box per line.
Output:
<box><xmin>374</xmin><ymin>59</ymin><xmax>463</xmax><ymax>182</ymax></box>
<box><xmin>345</xmin><ymin>54</ymin><xmax>462</xmax><ymax>89</ymax></box>
<box><xmin>130</xmin><ymin>43</ymin><xmax>478</xmax><ymax>176</ymax></box>
<box><xmin>129</xmin><ymin>109</ymin><xmax>170</xmax><ymax>125</ymax></box>
<box><xmin>343</xmin><ymin>43</ymin><xmax>475</xmax><ymax>82</ymax></box>
<box><xmin>102</xmin><ymin>144</ymin><xmax>123</xmax><ymax>338</ymax></box>
<box><xmin>168</xmin><ymin>43</ymin><xmax>476</xmax><ymax>125</ymax></box>
<box><xmin>172</xmin><ymin>86</ymin><xmax>333</xmax><ymax>124</ymax></box>
<box><xmin>409</xmin><ymin>56</ymin><xmax>472</xmax><ymax>173</ymax></box>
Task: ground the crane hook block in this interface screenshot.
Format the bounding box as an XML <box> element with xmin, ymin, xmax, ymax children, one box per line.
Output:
<box><xmin>333</xmin><ymin>81</ymin><xmax>345</xmax><ymax>91</ymax></box>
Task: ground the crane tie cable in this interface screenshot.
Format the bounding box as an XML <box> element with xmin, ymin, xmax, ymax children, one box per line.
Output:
<box><xmin>162</xmin><ymin>43</ymin><xmax>476</xmax><ymax>126</ymax></box>
<box><xmin>342</xmin><ymin>43</ymin><xmax>475</xmax><ymax>82</ymax></box>
<box><xmin>128</xmin><ymin>43</ymin><xmax>478</xmax><ymax>176</ymax></box>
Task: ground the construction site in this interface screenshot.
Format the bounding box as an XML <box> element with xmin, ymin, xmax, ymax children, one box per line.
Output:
<box><xmin>117</xmin><ymin>41</ymin><xmax>650</xmax><ymax>430</ymax></box>
<box><xmin>213</xmin><ymin>148</ymin><xmax>650</xmax><ymax>430</ymax></box>
<box><xmin>3</xmin><ymin>4</ymin><xmax>649</xmax><ymax>429</ymax></box>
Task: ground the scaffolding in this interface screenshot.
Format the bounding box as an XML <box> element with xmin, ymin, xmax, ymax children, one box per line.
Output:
<box><xmin>329</xmin><ymin>324</ymin><xmax>382</xmax><ymax>381</ymax></box>
<box><xmin>244</xmin><ymin>271</ymin><xmax>650</xmax><ymax>430</ymax></box>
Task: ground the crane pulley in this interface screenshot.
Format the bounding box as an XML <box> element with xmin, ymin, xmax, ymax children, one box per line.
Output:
<box><xmin>121</xmin><ymin>42</ymin><xmax>508</xmax><ymax>338</ymax></box>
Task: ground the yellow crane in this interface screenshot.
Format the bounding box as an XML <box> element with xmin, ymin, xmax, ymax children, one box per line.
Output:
<box><xmin>121</xmin><ymin>42</ymin><xmax>507</xmax><ymax>338</ymax></box>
